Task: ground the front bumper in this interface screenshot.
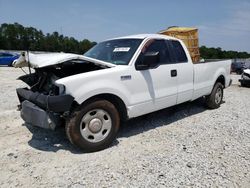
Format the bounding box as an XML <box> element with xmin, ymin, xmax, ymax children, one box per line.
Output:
<box><xmin>17</xmin><ymin>88</ymin><xmax>74</xmax><ymax>113</ymax></box>
<box><xmin>17</xmin><ymin>88</ymin><xmax>74</xmax><ymax>129</ymax></box>
<box><xmin>21</xmin><ymin>100</ymin><xmax>59</xmax><ymax>129</ymax></box>
<box><xmin>239</xmin><ymin>78</ymin><xmax>250</xmax><ymax>86</ymax></box>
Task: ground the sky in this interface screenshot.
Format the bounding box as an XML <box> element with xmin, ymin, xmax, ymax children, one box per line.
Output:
<box><xmin>0</xmin><ymin>0</ymin><xmax>250</xmax><ymax>52</ymax></box>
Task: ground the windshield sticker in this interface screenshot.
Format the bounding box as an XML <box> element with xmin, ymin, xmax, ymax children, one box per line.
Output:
<box><xmin>113</xmin><ymin>47</ymin><xmax>130</xmax><ymax>52</ymax></box>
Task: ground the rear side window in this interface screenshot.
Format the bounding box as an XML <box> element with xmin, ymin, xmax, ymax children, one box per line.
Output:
<box><xmin>169</xmin><ymin>40</ymin><xmax>188</xmax><ymax>63</ymax></box>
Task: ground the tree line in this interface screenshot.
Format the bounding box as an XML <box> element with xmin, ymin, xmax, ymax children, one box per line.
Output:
<box><xmin>0</xmin><ymin>23</ymin><xmax>96</xmax><ymax>54</ymax></box>
<box><xmin>0</xmin><ymin>23</ymin><xmax>250</xmax><ymax>59</ymax></box>
<box><xmin>199</xmin><ymin>46</ymin><xmax>250</xmax><ymax>59</ymax></box>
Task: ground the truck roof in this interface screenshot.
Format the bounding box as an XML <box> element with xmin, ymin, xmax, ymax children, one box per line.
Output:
<box><xmin>110</xmin><ymin>33</ymin><xmax>178</xmax><ymax>41</ymax></box>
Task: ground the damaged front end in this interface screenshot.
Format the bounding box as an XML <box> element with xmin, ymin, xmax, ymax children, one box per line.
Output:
<box><xmin>16</xmin><ymin>69</ymin><xmax>75</xmax><ymax>130</ymax></box>
<box><xmin>15</xmin><ymin>52</ymin><xmax>112</xmax><ymax>130</ymax></box>
<box><xmin>239</xmin><ymin>69</ymin><xmax>250</xmax><ymax>87</ymax></box>
<box><xmin>17</xmin><ymin>87</ymin><xmax>74</xmax><ymax>130</ymax></box>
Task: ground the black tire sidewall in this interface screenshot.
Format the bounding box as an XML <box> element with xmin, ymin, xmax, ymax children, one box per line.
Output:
<box><xmin>206</xmin><ymin>82</ymin><xmax>224</xmax><ymax>109</ymax></box>
<box><xmin>66</xmin><ymin>100</ymin><xmax>120</xmax><ymax>152</ymax></box>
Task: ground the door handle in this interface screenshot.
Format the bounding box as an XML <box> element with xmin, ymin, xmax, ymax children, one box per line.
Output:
<box><xmin>171</xmin><ymin>69</ymin><xmax>177</xmax><ymax>77</ymax></box>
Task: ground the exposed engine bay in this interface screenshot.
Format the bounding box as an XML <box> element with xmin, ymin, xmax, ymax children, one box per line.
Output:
<box><xmin>18</xmin><ymin>59</ymin><xmax>106</xmax><ymax>95</ymax></box>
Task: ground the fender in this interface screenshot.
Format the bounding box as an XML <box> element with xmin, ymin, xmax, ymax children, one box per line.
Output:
<box><xmin>71</xmin><ymin>80</ymin><xmax>130</xmax><ymax>106</ymax></box>
<box><xmin>55</xmin><ymin>67</ymin><xmax>132</xmax><ymax>107</ymax></box>
<box><xmin>212</xmin><ymin>67</ymin><xmax>226</xmax><ymax>86</ymax></box>
<box><xmin>211</xmin><ymin>60</ymin><xmax>231</xmax><ymax>88</ymax></box>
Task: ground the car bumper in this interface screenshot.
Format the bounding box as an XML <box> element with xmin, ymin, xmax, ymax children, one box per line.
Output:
<box><xmin>16</xmin><ymin>88</ymin><xmax>74</xmax><ymax>113</ymax></box>
<box><xmin>21</xmin><ymin>100</ymin><xmax>60</xmax><ymax>129</ymax></box>
<box><xmin>17</xmin><ymin>88</ymin><xmax>74</xmax><ymax>129</ymax></box>
<box><xmin>239</xmin><ymin>78</ymin><xmax>250</xmax><ymax>86</ymax></box>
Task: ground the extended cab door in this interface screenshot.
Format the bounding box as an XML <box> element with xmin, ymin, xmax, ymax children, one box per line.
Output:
<box><xmin>130</xmin><ymin>39</ymin><xmax>178</xmax><ymax>117</ymax></box>
<box><xmin>166</xmin><ymin>40</ymin><xmax>194</xmax><ymax>104</ymax></box>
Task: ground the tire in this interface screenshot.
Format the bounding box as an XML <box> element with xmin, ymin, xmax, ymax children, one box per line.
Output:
<box><xmin>241</xmin><ymin>83</ymin><xmax>245</xmax><ymax>87</ymax></box>
<box><xmin>205</xmin><ymin>82</ymin><xmax>224</xmax><ymax>109</ymax></box>
<box><xmin>66</xmin><ymin>99</ymin><xmax>120</xmax><ymax>152</ymax></box>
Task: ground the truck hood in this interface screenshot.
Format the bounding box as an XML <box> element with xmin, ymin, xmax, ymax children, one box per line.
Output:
<box><xmin>12</xmin><ymin>52</ymin><xmax>116</xmax><ymax>68</ymax></box>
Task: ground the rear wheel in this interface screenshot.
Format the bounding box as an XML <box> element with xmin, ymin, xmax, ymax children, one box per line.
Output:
<box><xmin>205</xmin><ymin>82</ymin><xmax>224</xmax><ymax>109</ymax></box>
<box><xmin>66</xmin><ymin>100</ymin><xmax>120</xmax><ymax>152</ymax></box>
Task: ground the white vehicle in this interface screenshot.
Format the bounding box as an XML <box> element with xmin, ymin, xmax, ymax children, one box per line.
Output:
<box><xmin>239</xmin><ymin>69</ymin><xmax>250</xmax><ymax>87</ymax></box>
<box><xmin>15</xmin><ymin>34</ymin><xmax>232</xmax><ymax>151</ymax></box>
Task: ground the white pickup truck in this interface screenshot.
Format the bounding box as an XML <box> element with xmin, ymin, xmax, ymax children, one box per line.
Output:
<box><xmin>15</xmin><ymin>34</ymin><xmax>232</xmax><ymax>151</ymax></box>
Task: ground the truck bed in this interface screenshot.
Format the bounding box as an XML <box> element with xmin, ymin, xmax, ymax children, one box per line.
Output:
<box><xmin>192</xmin><ymin>60</ymin><xmax>232</xmax><ymax>100</ymax></box>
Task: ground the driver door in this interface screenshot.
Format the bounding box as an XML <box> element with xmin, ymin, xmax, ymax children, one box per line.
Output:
<box><xmin>128</xmin><ymin>39</ymin><xmax>178</xmax><ymax>117</ymax></box>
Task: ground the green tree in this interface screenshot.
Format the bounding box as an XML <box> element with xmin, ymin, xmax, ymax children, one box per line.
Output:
<box><xmin>199</xmin><ymin>46</ymin><xmax>250</xmax><ymax>59</ymax></box>
<box><xmin>0</xmin><ymin>22</ymin><xmax>96</xmax><ymax>53</ymax></box>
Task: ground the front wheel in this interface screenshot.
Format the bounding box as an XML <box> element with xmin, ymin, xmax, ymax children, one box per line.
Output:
<box><xmin>205</xmin><ymin>82</ymin><xmax>224</xmax><ymax>109</ymax></box>
<box><xmin>66</xmin><ymin>100</ymin><xmax>120</xmax><ymax>152</ymax></box>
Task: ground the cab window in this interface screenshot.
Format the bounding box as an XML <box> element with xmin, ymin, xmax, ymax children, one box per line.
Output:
<box><xmin>140</xmin><ymin>39</ymin><xmax>172</xmax><ymax>64</ymax></box>
<box><xmin>168</xmin><ymin>40</ymin><xmax>188</xmax><ymax>63</ymax></box>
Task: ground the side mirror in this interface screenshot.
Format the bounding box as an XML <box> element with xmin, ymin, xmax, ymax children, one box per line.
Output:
<box><xmin>135</xmin><ymin>51</ymin><xmax>159</xmax><ymax>70</ymax></box>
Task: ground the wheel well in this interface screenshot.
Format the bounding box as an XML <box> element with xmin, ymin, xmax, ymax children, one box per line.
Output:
<box><xmin>79</xmin><ymin>94</ymin><xmax>128</xmax><ymax>121</ymax></box>
<box><xmin>215</xmin><ymin>75</ymin><xmax>225</xmax><ymax>87</ymax></box>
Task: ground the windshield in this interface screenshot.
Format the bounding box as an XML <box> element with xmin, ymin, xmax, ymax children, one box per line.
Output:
<box><xmin>84</xmin><ymin>39</ymin><xmax>143</xmax><ymax>65</ymax></box>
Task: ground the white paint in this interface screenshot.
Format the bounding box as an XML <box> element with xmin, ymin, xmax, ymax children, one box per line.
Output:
<box><xmin>13</xmin><ymin>52</ymin><xmax>115</xmax><ymax>68</ymax></box>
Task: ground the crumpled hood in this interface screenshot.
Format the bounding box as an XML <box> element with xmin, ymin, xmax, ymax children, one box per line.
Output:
<box><xmin>12</xmin><ymin>52</ymin><xmax>116</xmax><ymax>68</ymax></box>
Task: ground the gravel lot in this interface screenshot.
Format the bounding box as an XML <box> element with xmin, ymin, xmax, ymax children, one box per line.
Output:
<box><xmin>0</xmin><ymin>67</ymin><xmax>249</xmax><ymax>187</ymax></box>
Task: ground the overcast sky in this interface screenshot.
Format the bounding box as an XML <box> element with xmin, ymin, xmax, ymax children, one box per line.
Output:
<box><xmin>0</xmin><ymin>0</ymin><xmax>250</xmax><ymax>52</ymax></box>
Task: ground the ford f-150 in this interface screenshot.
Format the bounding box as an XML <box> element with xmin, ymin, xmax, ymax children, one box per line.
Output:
<box><xmin>14</xmin><ymin>34</ymin><xmax>232</xmax><ymax>151</ymax></box>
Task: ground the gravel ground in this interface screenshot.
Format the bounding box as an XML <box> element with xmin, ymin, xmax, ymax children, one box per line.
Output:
<box><xmin>0</xmin><ymin>67</ymin><xmax>249</xmax><ymax>188</ymax></box>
